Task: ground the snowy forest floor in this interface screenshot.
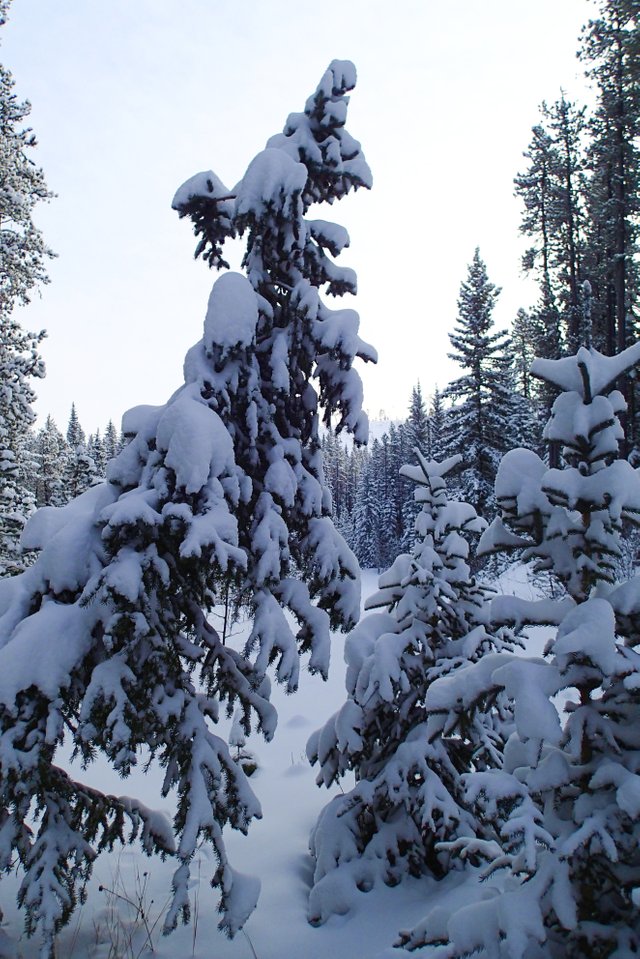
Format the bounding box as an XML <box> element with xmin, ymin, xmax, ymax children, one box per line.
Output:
<box><xmin>1</xmin><ymin>566</ymin><xmax>549</xmax><ymax>959</ymax></box>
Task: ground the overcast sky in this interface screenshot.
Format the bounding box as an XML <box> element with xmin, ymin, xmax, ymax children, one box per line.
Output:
<box><xmin>4</xmin><ymin>0</ymin><xmax>592</xmax><ymax>435</ymax></box>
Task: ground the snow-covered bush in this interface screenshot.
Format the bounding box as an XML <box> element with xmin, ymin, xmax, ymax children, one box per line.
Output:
<box><xmin>400</xmin><ymin>344</ymin><xmax>640</xmax><ymax>958</ymax></box>
<box><xmin>0</xmin><ymin>60</ymin><xmax>373</xmax><ymax>958</ymax></box>
<box><xmin>307</xmin><ymin>451</ymin><xmax>517</xmax><ymax>924</ymax></box>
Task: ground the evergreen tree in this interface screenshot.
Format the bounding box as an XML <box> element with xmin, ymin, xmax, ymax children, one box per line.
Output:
<box><xmin>580</xmin><ymin>0</ymin><xmax>640</xmax><ymax>453</ymax></box>
<box><xmin>509</xmin><ymin>308</ymin><xmax>544</xmax><ymax>452</ymax></box>
<box><xmin>404</xmin><ymin>383</ymin><xmax>429</xmax><ymax>454</ymax></box>
<box><xmin>308</xmin><ymin>452</ymin><xmax>515</xmax><ymax>924</ymax></box>
<box><xmin>103</xmin><ymin>419</ymin><xmax>121</xmax><ymax>462</ymax></box>
<box><xmin>386</xmin><ymin>420</ymin><xmax>407</xmax><ymax>555</ymax></box>
<box><xmin>511</xmin><ymin>307</ymin><xmax>540</xmax><ymax>403</ymax></box>
<box><xmin>401</xmin><ymin>343</ymin><xmax>640</xmax><ymax>957</ymax></box>
<box><xmin>0</xmin><ymin>443</ymin><xmax>35</xmax><ymax>575</ymax></box>
<box><xmin>377</xmin><ymin>430</ymin><xmax>402</xmax><ymax>568</ymax></box>
<box><xmin>443</xmin><ymin>249</ymin><xmax>513</xmax><ymax>516</ymax></box>
<box><xmin>87</xmin><ymin>429</ymin><xmax>107</xmax><ymax>478</ymax></box>
<box><xmin>401</xmin><ymin>383</ymin><xmax>430</xmax><ymax>549</ymax></box>
<box><xmin>427</xmin><ymin>387</ymin><xmax>446</xmax><ymax>460</ymax></box>
<box><xmin>0</xmin><ymin>315</ymin><xmax>45</xmax><ymax>465</ymax></box>
<box><xmin>515</xmin><ymin>96</ymin><xmax>587</xmax><ymax>353</ymax></box>
<box><xmin>0</xmin><ymin>61</ymin><xmax>373</xmax><ymax>954</ymax></box>
<box><xmin>65</xmin><ymin>402</ymin><xmax>85</xmax><ymax>449</ymax></box>
<box><xmin>33</xmin><ymin>415</ymin><xmax>66</xmax><ymax>507</ymax></box>
<box><xmin>0</xmin><ymin>0</ymin><xmax>51</xmax><ymax>576</ymax></box>
<box><xmin>345</xmin><ymin>441</ymin><xmax>368</xmax><ymax>519</ymax></box>
<box><xmin>546</xmin><ymin>95</ymin><xmax>587</xmax><ymax>353</ymax></box>
<box><xmin>351</xmin><ymin>442</ymin><xmax>382</xmax><ymax>568</ymax></box>
<box><xmin>322</xmin><ymin>429</ymin><xmax>350</xmax><ymax>524</ymax></box>
<box><xmin>580</xmin><ymin>0</ymin><xmax>640</xmax><ymax>361</ymax></box>
<box><xmin>62</xmin><ymin>442</ymin><xmax>100</xmax><ymax>499</ymax></box>
<box><xmin>0</xmin><ymin>0</ymin><xmax>54</xmax><ymax>314</ymax></box>
<box><xmin>515</xmin><ymin>120</ymin><xmax>557</xmax><ymax>304</ymax></box>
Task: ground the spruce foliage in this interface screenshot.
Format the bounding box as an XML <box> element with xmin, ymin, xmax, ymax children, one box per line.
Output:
<box><xmin>0</xmin><ymin>0</ymin><xmax>54</xmax><ymax>314</ymax></box>
<box><xmin>443</xmin><ymin>249</ymin><xmax>513</xmax><ymax>517</ymax></box>
<box><xmin>401</xmin><ymin>384</ymin><xmax>430</xmax><ymax>549</ymax></box>
<box><xmin>0</xmin><ymin>61</ymin><xmax>373</xmax><ymax>955</ymax></box>
<box><xmin>308</xmin><ymin>451</ymin><xmax>516</xmax><ymax>924</ymax></box>
<box><xmin>400</xmin><ymin>343</ymin><xmax>640</xmax><ymax>957</ymax></box>
<box><xmin>0</xmin><ymin>0</ymin><xmax>50</xmax><ymax>577</ymax></box>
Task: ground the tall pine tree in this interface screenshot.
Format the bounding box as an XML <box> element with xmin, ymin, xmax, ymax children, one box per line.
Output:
<box><xmin>580</xmin><ymin>0</ymin><xmax>640</xmax><ymax>361</ymax></box>
<box><xmin>443</xmin><ymin>249</ymin><xmax>513</xmax><ymax>517</ymax></box>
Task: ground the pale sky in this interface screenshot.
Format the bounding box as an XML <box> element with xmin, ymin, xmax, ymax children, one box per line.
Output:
<box><xmin>3</xmin><ymin>0</ymin><xmax>592</xmax><ymax>436</ymax></box>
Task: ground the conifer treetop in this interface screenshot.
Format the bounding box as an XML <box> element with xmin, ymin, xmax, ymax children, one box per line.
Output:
<box><xmin>0</xmin><ymin>60</ymin><xmax>372</xmax><ymax>955</ymax></box>
<box><xmin>531</xmin><ymin>340</ymin><xmax>640</xmax><ymax>400</ymax></box>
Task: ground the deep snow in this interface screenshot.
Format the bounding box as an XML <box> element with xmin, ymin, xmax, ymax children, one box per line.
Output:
<box><xmin>0</xmin><ymin>568</ymin><xmax>544</xmax><ymax>959</ymax></box>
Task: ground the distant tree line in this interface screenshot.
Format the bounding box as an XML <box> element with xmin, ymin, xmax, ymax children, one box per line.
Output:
<box><xmin>0</xmin><ymin>402</ymin><xmax>124</xmax><ymax>575</ymax></box>
<box><xmin>325</xmin><ymin>250</ymin><xmax>541</xmax><ymax>569</ymax></box>
<box><xmin>325</xmin><ymin>0</ymin><xmax>640</xmax><ymax>564</ymax></box>
<box><xmin>27</xmin><ymin>404</ymin><xmax>123</xmax><ymax>507</ymax></box>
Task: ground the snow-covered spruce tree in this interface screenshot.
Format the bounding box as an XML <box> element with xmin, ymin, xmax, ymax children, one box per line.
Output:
<box><xmin>428</xmin><ymin>387</ymin><xmax>447</xmax><ymax>461</ymax></box>
<box><xmin>65</xmin><ymin>402</ymin><xmax>85</xmax><ymax>449</ymax></box>
<box><xmin>0</xmin><ymin>0</ymin><xmax>54</xmax><ymax>313</ymax></box>
<box><xmin>399</xmin><ymin>343</ymin><xmax>640</xmax><ymax>958</ymax></box>
<box><xmin>515</xmin><ymin>96</ymin><xmax>587</xmax><ymax>354</ymax></box>
<box><xmin>32</xmin><ymin>414</ymin><xmax>66</xmax><ymax>507</ymax></box>
<box><xmin>0</xmin><ymin>442</ymin><xmax>34</xmax><ymax>576</ymax></box>
<box><xmin>351</xmin><ymin>440</ymin><xmax>382</xmax><ymax>568</ymax></box>
<box><xmin>401</xmin><ymin>383</ymin><xmax>430</xmax><ymax>550</ymax></box>
<box><xmin>378</xmin><ymin>429</ymin><xmax>404</xmax><ymax>568</ymax></box>
<box><xmin>62</xmin><ymin>442</ymin><xmax>100</xmax><ymax>499</ymax></box>
<box><xmin>0</xmin><ymin>312</ymin><xmax>44</xmax><ymax>571</ymax></box>
<box><xmin>382</xmin><ymin>421</ymin><xmax>407</xmax><ymax>562</ymax></box>
<box><xmin>307</xmin><ymin>451</ymin><xmax>516</xmax><ymax>924</ymax></box>
<box><xmin>103</xmin><ymin>418</ymin><xmax>121</xmax><ymax>461</ymax></box>
<box><xmin>173</xmin><ymin>58</ymin><xmax>375</xmax><ymax>624</ymax></box>
<box><xmin>510</xmin><ymin>307</ymin><xmax>544</xmax><ymax>453</ymax></box>
<box><xmin>0</xmin><ymin>0</ymin><xmax>52</xmax><ymax>576</ymax></box>
<box><xmin>60</xmin><ymin>406</ymin><xmax>101</xmax><ymax>499</ymax></box>
<box><xmin>443</xmin><ymin>249</ymin><xmax>514</xmax><ymax>517</ymax></box>
<box><xmin>87</xmin><ymin>429</ymin><xmax>107</xmax><ymax>478</ymax></box>
<box><xmin>581</xmin><ymin>0</ymin><xmax>640</xmax><ymax>364</ymax></box>
<box><xmin>0</xmin><ymin>61</ymin><xmax>374</xmax><ymax>957</ymax></box>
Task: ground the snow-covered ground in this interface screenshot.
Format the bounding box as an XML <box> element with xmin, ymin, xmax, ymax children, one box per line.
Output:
<box><xmin>1</xmin><ymin>567</ymin><xmax>540</xmax><ymax>959</ymax></box>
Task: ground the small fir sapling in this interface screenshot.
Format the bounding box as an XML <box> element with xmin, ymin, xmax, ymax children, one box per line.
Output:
<box><xmin>398</xmin><ymin>343</ymin><xmax>640</xmax><ymax>958</ymax></box>
<box><xmin>0</xmin><ymin>60</ymin><xmax>373</xmax><ymax>958</ymax></box>
<box><xmin>307</xmin><ymin>451</ymin><xmax>517</xmax><ymax>925</ymax></box>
